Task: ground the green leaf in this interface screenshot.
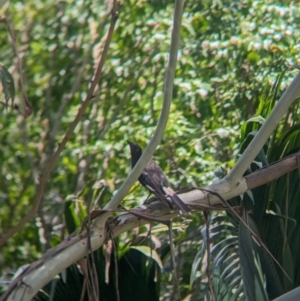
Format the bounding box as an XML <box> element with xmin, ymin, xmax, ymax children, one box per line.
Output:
<box><xmin>131</xmin><ymin>246</ymin><xmax>163</xmax><ymax>270</ymax></box>
<box><xmin>64</xmin><ymin>201</ymin><xmax>82</xmax><ymax>234</ymax></box>
<box><xmin>238</xmin><ymin>221</ymin><xmax>269</xmax><ymax>301</ymax></box>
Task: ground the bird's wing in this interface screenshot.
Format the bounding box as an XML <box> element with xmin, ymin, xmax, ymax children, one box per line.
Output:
<box><xmin>142</xmin><ymin>160</ymin><xmax>170</xmax><ymax>193</ymax></box>
<box><xmin>139</xmin><ymin>170</ymin><xmax>171</xmax><ymax>206</ymax></box>
<box><xmin>139</xmin><ymin>159</ymin><xmax>190</xmax><ymax>214</ymax></box>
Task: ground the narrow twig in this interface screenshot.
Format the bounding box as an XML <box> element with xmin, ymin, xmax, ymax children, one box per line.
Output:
<box><xmin>79</xmin><ymin>278</ymin><xmax>87</xmax><ymax>301</ymax></box>
<box><xmin>168</xmin><ymin>221</ymin><xmax>182</xmax><ymax>301</ymax></box>
<box><xmin>106</xmin><ymin>223</ymin><xmax>121</xmax><ymax>301</ymax></box>
<box><xmin>201</xmin><ymin>188</ymin><xmax>291</xmax><ymax>281</ymax></box>
<box><xmin>283</xmin><ymin>174</ymin><xmax>289</xmax><ymax>252</ymax></box>
<box><xmin>112</xmin><ymin>238</ymin><xmax>121</xmax><ymax>301</ymax></box>
<box><xmin>203</xmin><ymin>211</ymin><xmax>215</xmax><ymax>301</ymax></box>
<box><xmin>84</xmin><ymin>209</ymin><xmax>99</xmax><ymax>301</ymax></box>
<box><xmin>2</xmin><ymin>17</ymin><xmax>32</xmax><ymax>117</ymax></box>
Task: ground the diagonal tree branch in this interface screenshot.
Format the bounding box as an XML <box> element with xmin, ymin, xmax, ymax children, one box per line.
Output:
<box><xmin>0</xmin><ymin>2</ymin><xmax>119</xmax><ymax>248</ymax></box>
<box><xmin>226</xmin><ymin>72</ymin><xmax>300</xmax><ymax>184</ymax></box>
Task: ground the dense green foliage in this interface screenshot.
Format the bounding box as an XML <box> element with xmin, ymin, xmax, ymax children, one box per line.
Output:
<box><xmin>1</xmin><ymin>0</ymin><xmax>300</xmax><ymax>300</ymax></box>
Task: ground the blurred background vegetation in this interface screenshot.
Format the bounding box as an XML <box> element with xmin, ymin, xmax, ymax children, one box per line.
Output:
<box><xmin>1</xmin><ymin>0</ymin><xmax>300</xmax><ymax>300</ymax></box>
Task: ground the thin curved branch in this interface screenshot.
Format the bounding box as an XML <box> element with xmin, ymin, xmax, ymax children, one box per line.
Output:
<box><xmin>100</xmin><ymin>0</ymin><xmax>185</xmax><ymax>215</ymax></box>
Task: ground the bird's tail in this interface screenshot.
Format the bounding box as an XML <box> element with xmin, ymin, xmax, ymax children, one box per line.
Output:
<box><xmin>168</xmin><ymin>192</ymin><xmax>190</xmax><ymax>215</ymax></box>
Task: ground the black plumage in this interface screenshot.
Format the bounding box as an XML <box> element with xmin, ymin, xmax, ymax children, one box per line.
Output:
<box><xmin>128</xmin><ymin>141</ymin><xmax>190</xmax><ymax>214</ymax></box>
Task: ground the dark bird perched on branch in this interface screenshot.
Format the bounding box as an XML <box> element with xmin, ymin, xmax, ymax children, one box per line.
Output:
<box><xmin>128</xmin><ymin>141</ymin><xmax>190</xmax><ymax>215</ymax></box>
